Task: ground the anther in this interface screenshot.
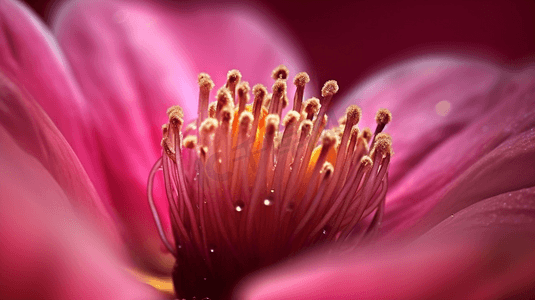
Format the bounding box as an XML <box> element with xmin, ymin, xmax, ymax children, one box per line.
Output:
<box><xmin>269</xmin><ymin>79</ymin><xmax>287</xmax><ymax>117</ymax></box>
<box><xmin>183</xmin><ymin>135</ymin><xmax>197</xmax><ymax>149</ymax></box>
<box><xmin>321</xmin><ymin>80</ymin><xmax>339</xmax><ymax>98</ymax></box>
<box><xmin>293</xmin><ymin>72</ymin><xmax>310</xmax><ymax>87</ymax></box>
<box><xmin>375</xmin><ymin>108</ymin><xmax>392</xmax><ymax>126</ymax></box>
<box><xmin>283</xmin><ymin>110</ymin><xmax>301</xmax><ymax>127</ymax></box>
<box><xmin>226</xmin><ymin>69</ymin><xmax>242</xmax><ymax>102</ymax></box>
<box><xmin>373</xmin><ymin>108</ymin><xmax>392</xmax><ymax>144</ymax></box>
<box><xmin>198</xmin><ymin>73</ymin><xmax>215</xmax><ymax>90</ymax></box>
<box><xmin>292</xmin><ymin>72</ymin><xmax>310</xmax><ymax>113</ymax></box>
<box><xmin>167</xmin><ymin>105</ymin><xmax>184</xmax><ymax>127</ymax></box>
<box><xmin>299</xmin><ymin>119</ymin><xmax>313</xmax><ymax>136</ymax></box>
<box><xmin>216</xmin><ymin>88</ymin><xmax>233</xmax><ymax>120</ymax></box>
<box><xmin>371</xmin><ymin>133</ymin><xmax>392</xmax><ymax>159</ymax></box>
<box><xmin>272</xmin><ymin>65</ymin><xmax>290</xmax><ymax>80</ymax></box>
<box><xmin>345</xmin><ymin>105</ymin><xmax>362</xmax><ymax>126</ymax></box>
<box><xmin>321</xmin><ymin>130</ymin><xmax>338</xmax><ymax>149</ymax></box>
<box><xmin>303</xmin><ymin>97</ymin><xmax>321</xmax><ymax>120</ymax></box>
<box><xmin>198</xmin><ymin>73</ymin><xmax>215</xmax><ymax>126</ymax></box>
<box><xmin>360</xmin><ymin>155</ymin><xmax>373</xmax><ymax>171</ymax></box>
<box><xmin>252</xmin><ymin>84</ymin><xmax>268</xmax><ymax>111</ymax></box>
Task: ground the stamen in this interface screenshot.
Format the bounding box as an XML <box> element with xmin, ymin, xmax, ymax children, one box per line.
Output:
<box><xmin>303</xmin><ymin>97</ymin><xmax>321</xmax><ymax>120</ymax></box>
<box><xmin>292</xmin><ymin>72</ymin><xmax>310</xmax><ymax>113</ymax></box>
<box><xmin>269</xmin><ymin>79</ymin><xmax>287</xmax><ymax>118</ymax></box>
<box><xmin>197</xmin><ymin>73</ymin><xmax>215</xmax><ymax>128</ymax></box>
<box><xmin>372</xmin><ymin>108</ymin><xmax>392</xmax><ymax>144</ymax></box>
<box><xmin>215</xmin><ymin>88</ymin><xmax>234</xmax><ymax>121</ymax></box>
<box><xmin>272</xmin><ymin>64</ymin><xmax>290</xmax><ymax>80</ymax></box>
<box><xmin>150</xmin><ymin>68</ymin><xmax>392</xmax><ymax>299</ymax></box>
<box><xmin>225</xmin><ymin>69</ymin><xmax>242</xmax><ymax>102</ymax></box>
<box><xmin>237</xmin><ymin>81</ymin><xmax>250</xmax><ymax>115</ymax></box>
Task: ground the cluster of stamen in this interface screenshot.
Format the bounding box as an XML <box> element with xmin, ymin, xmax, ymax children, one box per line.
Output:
<box><xmin>148</xmin><ymin>65</ymin><xmax>392</xmax><ymax>299</ymax></box>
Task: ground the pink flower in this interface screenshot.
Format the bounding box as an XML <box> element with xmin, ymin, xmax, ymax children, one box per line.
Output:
<box><xmin>1</xmin><ymin>0</ymin><xmax>534</xmax><ymax>299</ymax></box>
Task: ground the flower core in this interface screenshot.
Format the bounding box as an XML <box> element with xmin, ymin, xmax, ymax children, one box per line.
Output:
<box><xmin>148</xmin><ymin>66</ymin><xmax>392</xmax><ymax>298</ymax></box>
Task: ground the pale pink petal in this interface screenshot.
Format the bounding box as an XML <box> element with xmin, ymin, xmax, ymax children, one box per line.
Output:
<box><xmin>333</xmin><ymin>57</ymin><xmax>535</xmax><ymax>233</ymax></box>
<box><xmin>237</xmin><ymin>187</ymin><xmax>535</xmax><ymax>299</ymax></box>
<box><xmin>50</xmin><ymin>0</ymin><xmax>313</xmax><ymax>269</ymax></box>
<box><xmin>0</xmin><ymin>10</ymin><xmax>117</xmax><ymax>241</ymax></box>
<box><xmin>0</xmin><ymin>125</ymin><xmax>162</xmax><ymax>300</ymax></box>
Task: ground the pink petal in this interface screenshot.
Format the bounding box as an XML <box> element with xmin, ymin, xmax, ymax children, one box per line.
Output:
<box><xmin>0</xmin><ymin>71</ymin><xmax>160</xmax><ymax>299</ymax></box>
<box><xmin>237</xmin><ymin>187</ymin><xmax>535</xmax><ymax>299</ymax></box>
<box><xmin>50</xmin><ymin>0</ymin><xmax>313</xmax><ymax>269</ymax></box>
<box><xmin>0</xmin><ymin>0</ymin><xmax>116</xmax><ymax>240</ymax></box>
<box><xmin>333</xmin><ymin>57</ymin><xmax>535</xmax><ymax>233</ymax></box>
<box><xmin>386</xmin><ymin>66</ymin><xmax>535</xmax><ymax>233</ymax></box>
<box><xmin>0</xmin><ymin>130</ymin><xmax>162</xmax><ymax>300</ymax></box>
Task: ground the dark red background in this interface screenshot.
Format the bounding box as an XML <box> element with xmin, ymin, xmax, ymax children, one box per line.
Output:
<box><xmin>23</xmin><ymin>0</ymin><xmax>535</xmax><ymax>98</ymax></box>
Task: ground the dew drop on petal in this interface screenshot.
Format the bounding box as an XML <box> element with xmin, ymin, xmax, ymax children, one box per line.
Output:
<box><xmin>235</xmin><ymin>200</ymin><xmax>245</xmax><ymax>212</ymax></box>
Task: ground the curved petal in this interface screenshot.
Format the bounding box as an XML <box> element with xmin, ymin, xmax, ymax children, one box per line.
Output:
<box><xmin>236</xmin><ymin>187</ymin><xmax>535</xmax><ymax>299</ymax></box>
<box><xmin>385</xmin><ymin>66</ymin><xmax>535</xmax><ymax>233</ymax></box>
<box><xmin>0</xmin><ymin>66</ymin><xmax>160</xmax><ymax>298</ymax></box>
<box><xmin>0</xmin><ymin>0</ymin><xmax>107</xmax><ymax>216</ymax></box>
<box><xmin>50</xmin><ymin>0</ymin><xmax>313</xmax><ymax>269</ymax></box>
<box><xmin>333</xmin><ymin>57</ymin><xmax>535</xmax><ymax>233</ymax></box>
<box><xmin>0</xmin><ymin>127</ymin><xmax>162</xmax><ymax>300</ymax></box>
<box><xmin>333</xmin><ymin>56</ymin><xmax>503</xmax><ymax>190</ymax></box>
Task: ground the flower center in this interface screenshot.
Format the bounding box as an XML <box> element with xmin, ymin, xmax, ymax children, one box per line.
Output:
<box><xmin>148</xmin><ymin>66</ymin><xmax>392</xmax><ymax>299</ymax></box>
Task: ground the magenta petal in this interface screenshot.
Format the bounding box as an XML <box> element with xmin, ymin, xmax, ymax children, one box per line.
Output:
<box><xmin>384</xmin><ymin>66</ymin><xmax>535</xmax><ymax>233</ymax></box>
<box><xmin>50</xmin><ymin>0</ymin><xmax>313</xmax><ymax>269</ymax></box>
<box><xmin>333</xmin><ymin>57</ymin><xmax>535</xmax><ymax>233</ymax></box>
<box><xmin>0</xmin><ymin>129</ymin><xmax>161</xmax><ymax>299</ymax></box>
<box><xmin>334</xmin><ymin>56</ymin><xmax>503</xmax><ymax>189</ymax></box>
<box><xmin>237</xmin><ymin>188</ymin><xmax>535</xmax><ymax>299</ymax></box>
<box><xmin>0</xmin><ymin>77</ymin><xmax>160</xmax><ymax>298</ymax></box>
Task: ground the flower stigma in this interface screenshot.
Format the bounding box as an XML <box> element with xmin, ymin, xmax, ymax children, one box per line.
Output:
<box><xmin>148</xmin><ymin>66</ymin><xmax>393</xmax><ymax>299</ymax></box>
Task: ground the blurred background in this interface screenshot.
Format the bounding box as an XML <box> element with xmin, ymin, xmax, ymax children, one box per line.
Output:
<box><xmin>23</xmin><ymin>0</ymin><xmax>535</xmax><ymax>99</ymax></box>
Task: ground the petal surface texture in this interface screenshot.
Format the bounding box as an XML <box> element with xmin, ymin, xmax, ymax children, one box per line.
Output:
<box><xmin>49</xmin><ymin>0</ymin><xmax>312</xmax><ymax>270</ymax></box>
<box><xmin>0</xmin><ymin>46</ymin><xmax>161</xmax><ymax>300</ymax></box>
<box><xmin>333</xmin><ymin>57</ymin><xmax>535</xmax><ymax>233</ymax></box>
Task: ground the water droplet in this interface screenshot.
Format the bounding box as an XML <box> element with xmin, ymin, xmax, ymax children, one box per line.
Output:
<box><xmin>264</xmin><ymin>199</ymin><xmax>273</xmax><ymax>206</ymax></box>
<box><xmin>450</xmin><ymin>214</ymin><xmax>454</xmax><ymax>218</ymax></box>
<box><xmin>178</xmin><ymin>244</ymin><xmax>182</xmax><ymax>249</ymax></box>
<box><xmin>203</xmin><ymin>277</ymin><xmax>207</xmax><ymax>281</ymax></box>
<box><xmin>235</xmin><ymin>200</ymin><xmax>245</xmax><ymax>212</ymax></box>
<box><xmin>322</xmin><ymin>229</ymin><xmax>327</xmax><ymax>234</ymax></box>
<box><xmin>209</xmin><ymin>244</ymin><xmax>216</xmax><ymax>253</ymax></box>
